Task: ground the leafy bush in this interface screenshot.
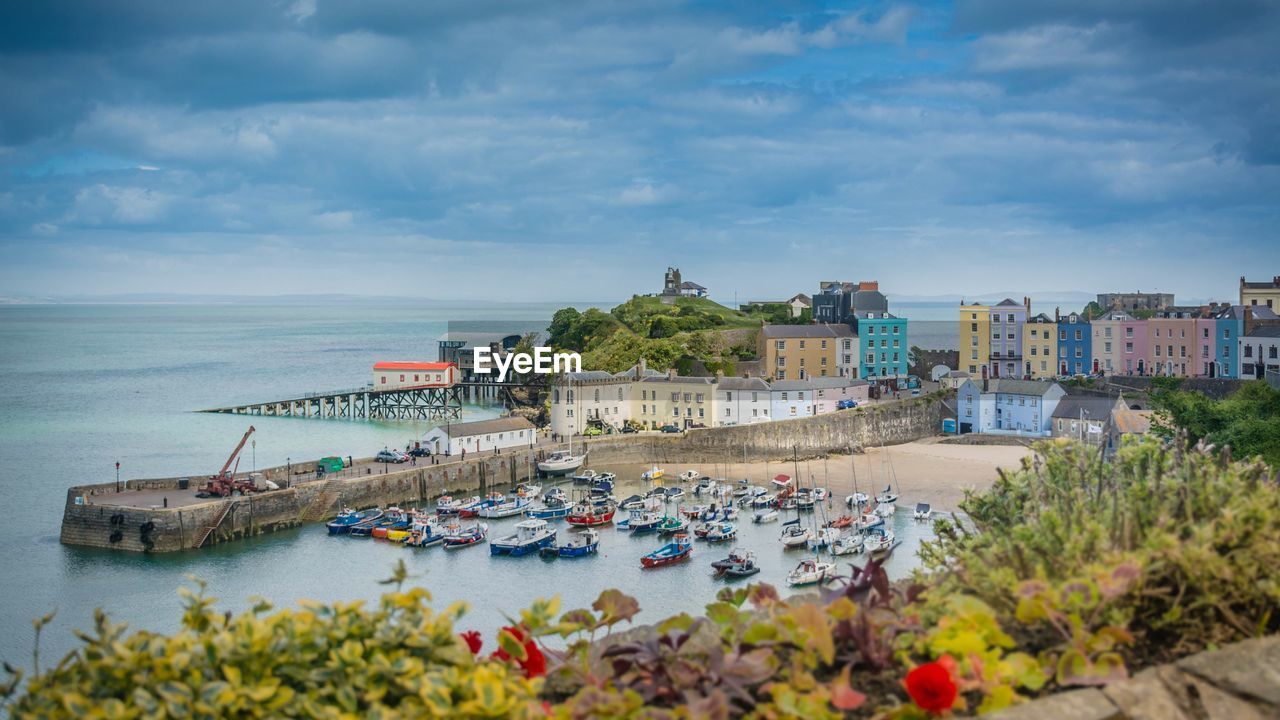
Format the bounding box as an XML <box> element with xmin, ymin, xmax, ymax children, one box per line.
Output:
<box><xmin>1150</xmin><ymin>380</ymin><xmax>1280</xmax><ymax>466</ymax></box>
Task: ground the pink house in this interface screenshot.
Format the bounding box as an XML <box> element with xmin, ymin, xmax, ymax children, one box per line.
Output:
<box><xmin>807</xmin><ymin>377</ymin><xmax>871</xmax><ymax>414</ymax></box>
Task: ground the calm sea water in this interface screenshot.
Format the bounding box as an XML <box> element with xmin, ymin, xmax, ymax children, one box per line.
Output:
<box><xmin>0</xmin><ymin>303</ymin><xmax>944</xmax><ymax>666</ymax></box>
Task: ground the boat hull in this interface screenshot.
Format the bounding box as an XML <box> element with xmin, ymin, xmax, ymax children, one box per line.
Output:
<box><xmin>491</xmin><ymin>533</ymin><xmax>556</xmax><ymax>556</ymax></box>
<box><xmin>641</xmin><ymin>549</ymin><xmax>691</xmax><ymax>568</ymax></box>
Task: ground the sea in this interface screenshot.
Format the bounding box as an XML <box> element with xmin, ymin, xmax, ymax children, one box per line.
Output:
<box><xmin>0</xmin><ymin>302</ymin><xmax>955</xmax><ymax>666</ymax></box>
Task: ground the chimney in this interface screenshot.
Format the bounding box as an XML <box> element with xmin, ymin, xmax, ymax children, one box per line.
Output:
<box><xmin>1024</xmin><ymin>296</ymin><xmax>1031</xmax><ymax>315</ymax></box>
<box><xmin>714</xmin><ymin>369</ymin><xmax>724</xmax><ymax>381</ymax></box>
<box><xmin>1055</xmin><ymin>306</ymin><xmax>1060</xmax><ymax>322</ymax></box>
<box><xmin>1274</xmin><ymin>275</ymin><xmax>1280</xmax><ymax>285</ymax></box>
<box><xmin>1244</xmin><ymin>305</ymin><xmax>1253</xmax><ymax>336</ymax></box>
<box><xmin>667</xmin><ymin>368</ymin><xmax>678</xmax><ymax>380</ymax></box>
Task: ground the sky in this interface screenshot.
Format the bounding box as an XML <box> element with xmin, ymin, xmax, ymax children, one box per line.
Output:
<box><xmin>1</xmin><ymin>0</ymin><xmax>1278</xmax><ymax>303</ymax></box>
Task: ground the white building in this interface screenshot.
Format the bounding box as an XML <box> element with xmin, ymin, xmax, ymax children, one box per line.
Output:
<box><xmin>1239</xmin><ymin>326</ymin><xmax>1280</xmax><ymax>380</ymax></box>
<box><xmin>373</xmin><ymin>361</ymin><xmax>458</xmax><ymax>389</ymax></box>
<box><xmin>770</xmin><ymin>380</ymin><xmax>817</xmax><ymax>419</ymax></box>
<box><xmin>808</xmin><ymin>377</ymin><xmax>870</xmax><ymax>414</ymax></box>
<box><xmin>422</xmin><ymin>416</ymin><xmax>535</xmax><ymax>456</ymax></box>
<box><xmin>715</xmin><ymin>377</ymin><xmax>771</xmax><ymax>426</ymax></box>
<box><xmin>956</xmin><ymin>378</ymin><xmax>1065</xmax><ymax>436</ymax></box>
<box><xmin>548</xmin><ymin>370</ymin><xmax>632</xmax><ymax>437</ymax></box>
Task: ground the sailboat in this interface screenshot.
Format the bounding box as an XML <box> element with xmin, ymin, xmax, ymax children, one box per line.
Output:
<box><xmin>539</xmin><ymin>375</ymin><xmax>586</xmax><ymax>475</ymax></box>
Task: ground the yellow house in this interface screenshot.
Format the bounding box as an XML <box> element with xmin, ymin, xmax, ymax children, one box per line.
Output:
<box><xmin>756</xmin><ymin>324</ymin><xmax>856</xmax><ymax>381</ymax></box>
<box><xmin>1022</xmin><ymin>313</ymin><xmax>1057</xmax><ymax>378</ymax></box>
<box><xmin>959</xmin><ymin>303</ymin><xmax>991</xmax><ymax>376</ymax></box>
<box><xmin>632</xmin><ymin>371</ymin><xmax>718</xmax><ymax>429</ymax></box>
<box><xmin>1240</xmin><ymin>275</ymin><xmax>1280</xmax><ymax>311</ymax></box>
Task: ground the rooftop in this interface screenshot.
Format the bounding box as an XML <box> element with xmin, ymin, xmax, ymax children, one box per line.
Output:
<box><xmin>1244</xmin><ymin>325</ymin><xmax>1280</xmax><ymax>338</ymax></box>
<box><xmin>638</xmin><ymin>375</ymin><xmax>718</xmax><ymax>385</ymax></box>
<box><xmin>968</xmin><ymin>378</ymin><xmax>1063</xmax><ymax>396</ymax></box>
<box><xmin>759</xmin><ymin>323</ymin><xmax>855</xmax><ymax>339</ymax></box>
<box><xmin>717</xmin><ymin>377</ymin><xmax>770</xmax><ymax>391</ymax></box>
<box><xmin>373</xmin><ymin>361</ymin><xmax>455</xmax><ymax>371</ymax></box>
<box><xmin>1051</xmin><ymin>395</ymin><xmax>1121</xmax><ymax>420</ymax></box>
<box><xmin>435</xmin><ymin>416</ymin><xmax>533</xmax><ymax>438</ymax></box>
<box><xmin>1111</xmin><ymin>408</ymin><xmax>1153</xmax><ymax>435</ymax></box>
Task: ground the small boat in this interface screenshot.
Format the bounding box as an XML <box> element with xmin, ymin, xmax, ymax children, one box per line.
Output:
<box><xmin>693</xmin><ymin>478</ymin><xmax>717</xmax><ymax>496</ymax></box>
<box><xmin>777</xmin><ymin>497</ymin><xmax>798</xmax><ymax>511</ymax></box>
<box><xmin>370</xmin><ymin>507</ymin><xmax>409</xmax><ymax>539</ymax></box>
<box><xmin>618</xmin><ymin>494</ymin><xmax>645</xmax><ymax>510</ymax></box>
<box><xmin>525</xmin><ymin>500</ymin><xmax>571</xmax><ymax>520</ymax></box>
<box><xmin>831</xmin><ymin>532</ymin><xmax>863</xmax><ymax>556</ymax></box>
<box><xmin>589</xmin><ymin>478</ymin><xmax>615</xmax><ymax>496</ymax></box>
<box><xmin>752</xmin><ymin>493</ymin><xmax>776</xmax><ymax>509</ymax></box>
<box><xmin>538</xmin><ymin>450</ymin><xmax>585</xmax><ymax>475</ymax></box>
<box><xmin>845</xmin><ymin>492</ymin><xmax>869</xmax><ymax>508</ymax></box>
<box><xmin>828</xmin><ymin>515</ymin><xmax>854</xmax><ymax>529</ymax></box>
<box><xmin>566</xmin><ymin>502</ymin><xmax>616</xmax><ymax>527</ymax></box>
<box><xmin>914</xmin><ymin>503</ymin><xmax>932</xmax><ymax>520</ymax></box>
<box><xmin>753</xmin><ymin>508</ymin><xmax>779</xmax><ymax>524</ymax></box>
<box><xmin>864</xmin><ymin>527</ymin><xmax>895</xmax><ymax>557</ymax></box>
<box><xmin>435</xmin><ymin>495</ymin><xmax>478</xmax><ymax>515</ymax></box>
<box><xmin>640</xmin><ymin>533</ymin><xmax>693</xmax><ymax>568</ymax></box>
<box><xmin>807</xmin><ymin>527</ymin><xmax>840</xmax><ymax>550</ymax></box>
<box><xmin>641</xmin><ymin>466</ymin><xmax>665</xmax><ymax>482</ymax></box>
<box><xmin>491</xmin><ymin>519</ymin><xmax>557</xmax><ymax>556</ymax></box>
<box><xmin>663</xmin><ymin>486</ymin><xmax>685</xmax><ymax>501</ymax></box>
<box><xmin>442</xmin><ymin>522</ymin><xmax>488</xmax><ymax>549</ymax></box>
<box><xmin>875</xmin><ymin>485</ymin><xmax>899</xmax><ymax>506</ymax></box>
<box><xmin>515</xmin><ymin>482</ymin><xmax>542</xmax><ymax>498</ymax></box>
<box><xmin>542</xmin><ymin>528</ymin><xmax>600</xmax><ymax>558</ymax></box>
<box><xmin>596</xmin><ymin>472</ymin><xmax>617</xmax><ymax>484</ymax></box>
<box><xmin>346</xmin><ymin>508</ymin><xmax>387</xmax><ymax>537</ymax></box>
<box><xmin>681</xmin><ymin>504</ymin><xmax>708</xmax><ymax>519</ymax></box>
<box><xmin>326</xmin><ymin>507</ymin><xmax>375</xmax><ymax>535</ymax></box>
<box><xmin>571</xmin><ymin>469</ymin><xmax>599</xmax><ymax>485</ymax></box>
<box><xmin>544</xmin><ymin>487</ymin><xmax>567</xmax><ymax>503</ymax></box>
<box><xmin>710</xmin><ymin>547</ymin><xmax>753</xmax><ymax>571</ymax></box>
<box><xmin>874</xmin><ymin>501</ymin><xmax>896</xmax><ymax>518</ymax></box>
<box><xmin>617</xmin><ymin>508</ymin><xmax>663</xmax><ymax>533</ymax></box>
<box><xmin>458</xmin><ymin>493</ymin><xmax>505</xmax><ymax>518</ymax></box>
<box><xmin>677</xmin><ymin>469</ymin><xmax>700</xmax><ymax>482</ymax></box>
<box><xmin>405</xmin><ymin>519</ymin><xmax>448</xmax><ymax>548</ymax></box>
<box><xmin>859</xmin><ymin>511</ymin><xmax>884</xmax><ymax>530</ymax></box>
<box><xmin>656</xmin><ymin>515</ymin><xmax>689</xmax><ymax>535</ymax></box>
<box><xmin>779</xmin><ymin>520</ymin><xmax>813</xmax><ymax>548</ymax></box>
<box><xmin>786</xmin><ymin>558</ymin><xmax>835</xmax><ymax>587</ymax></box>
<box><xmin>732</xmin><ymin>486</ymin><xmax>751</xmax><ymax>500</ymax></box>
<box><xmin>477</xmin><ymin>497</ymin><xmax>531</xmax><ymax>519</ymax></box>
<box><xmin>795</xmin><ymin>492</ymin><xmax>815</xmax><ymax>511</ymax></box>
<box><xmin>812</xmin><ymin>488</ymin><xmax>828</xmax><ymax>501</ymax></box>
<box><xmin>702</xmin><ymin>522</ymin><xmax>736</xmax><ymax>543</ymax></box>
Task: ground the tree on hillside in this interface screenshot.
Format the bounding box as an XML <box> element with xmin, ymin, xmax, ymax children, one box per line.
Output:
<box><xmin>1150</xmin><ymin>380</ymin><xmax>1280</xmax><ymax>466</ymax></box>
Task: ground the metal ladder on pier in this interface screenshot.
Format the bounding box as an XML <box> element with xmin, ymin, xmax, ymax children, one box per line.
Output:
<box><xmin>299</xmin><ymin>478</ymin><xmax>345</xmax><ymax>523</ymax></box>
<box><xmin>193</xmin><ymin>501</ymin><xmax>233</xmax><ymax>549</ymax></box>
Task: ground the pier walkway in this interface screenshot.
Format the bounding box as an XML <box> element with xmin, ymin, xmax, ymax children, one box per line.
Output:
<box><xmin>199</xmin><ymin>381</ymin><xmax>529</xmax><ymax>421</ymax></box>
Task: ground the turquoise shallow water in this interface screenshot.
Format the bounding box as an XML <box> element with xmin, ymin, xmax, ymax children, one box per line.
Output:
<box><xmin>0</xmin><ymin>303</ymin><xmax>937</xmax><ymax>666</ymax></box>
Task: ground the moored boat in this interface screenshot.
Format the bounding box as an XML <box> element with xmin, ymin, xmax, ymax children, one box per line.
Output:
<box><xmin>779</xmin><ymin>520</ymin><xmax>813</xmax><ymax>548</ymax></box>
<box><xmin>828</xmin><ymin>515</ymin><xmax>854</xmax><ymax>529</ymax></box>
<box><xmin>617</xmin><ymin>508</ymin><xmax>662</xmax><ymax>533</ymax></box>
<box><xmin>831</xmin><ymin>532</ymin><xmax>863</xmax><ymax>556</ymax></box>
<box><xmin>702</xmin><ymin>522</ymin><xmax>736</xmax><ymax>543</ymax></box>
<box><xmin>436</xmin><ymin>495</ymin><xmax>478</xmax><ymax>515</ymax></box>
<box><xmin>515</xmin><ymin>482</ymin><xmax>542</xmax><ymax>498</ymax></box>
<box><xmin>913</xmin><ymin>503</ymin><xmax>932</xmax><ymax>520</ymax></box>
<box><xmin>525</xmin><ymin>499</ymin><xmax>571</xmax><ymax>520</ymax></box>
<box><xmin>566</xmin><ymin>501</ymin><xmax>616</xmax><ymax>527</ymax></box>
<box><xmin>663</xmin><ymin>486</ymin><xmax>685</xmax><ymax>500</ymax></box>
<box><xmin>491</xmin><ymin>518</ymin><xmax>557</xmax><ymax>556</ymax></box>
<box><xmin>712</xmin><ymin>548</ymin><xmax>759</xmax><ymax>578</ymax></box>
<box><xmin>370</xmin><ymin>507</ymin><xmax>409</xmax><ymax>539</ymax></box>
<box><xmin>655</xmin><ymin>515</ymin><xmax>688</xmax><ymax>535</ymax></box>
<box><xmin>864</xmin><ymin>527</ymin><xmax>895</xmax><ymax>557</ymax></box>
<box><xmin>807</xmin><ymin>527</ymin><xmax>840</xmax><ymax>550</ymax></box>
<box><xmin>538</xmin><ymin>450</ymin><xmax>585</xmax><ymax>476</ymax></box>
<box><xmin>641</xmin><ymin>465</ymin><xmax>665</xmax><ymax>482</ymax></box>
<box><xmin>571</xmin><ymin>469</ymin><xmax>599</xmax><ymax>485</ymax></box>
<box><xmin>786</xmin><ymin>558</ymin><xmax>835</xmax><ymax>587</ymax></box>
<box><xmin>677</xmin><ymin>469</ymin><xmax>699</xmax><ymax>482</ymax></box>
<box><xmin>640</xmin><ymin>533</ymin><xmax>692</xmax><ymax>568</ymax></box>
<box><xmin>542</xmin><ymin>528</ymin><xmax>600</xmax><ymax>558</ymax></box>
<box><xmin>405</xmin><ymin>518</ymin><xmax>448</xmax><ymax>548</ymax></box>
<box><xmin>326</xmin><ymin>507</ymin><xmax>375</xmax><ymax>535</ymax></box>
<box><xmin>477</xmin><ymin>496</ymin><xmax>531</xmax><ymax>519</ymax></box>
<box><xmin>348</xmin><ymin>508</ymin><xmax>390</xmax><ymax>537</ymax></box>
<box><xmin>753</xmin><ymin>508</ymin><xmax>779</xmax><ymax>524</ymax></box>
<box><xmin>442</xmin><ymin>522</ymin><xmax>488</xmax><ymax>549</ymax></box>
<box><xmin>845</xmin><ymin>492</ymin><xmax>869</xmax><ymax>508</ymax></box>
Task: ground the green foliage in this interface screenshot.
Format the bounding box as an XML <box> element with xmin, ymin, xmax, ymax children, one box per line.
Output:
<box><xmin>741</xmin><ymin>303</ymin><xmax>811</xmax><ymax>325</ymax></box>
<box><xmin>547</xmin><ymin>307</ymin><xmax>625</xmax><ymax>353</ymax></box>
<box><xmin>1150</xmin><ymin>380</ymin><xmax>1280</xmax><ymax>466</ymax></box>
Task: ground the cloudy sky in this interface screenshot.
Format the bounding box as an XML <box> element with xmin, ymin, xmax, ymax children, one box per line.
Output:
<box><xmin>1</xmin><ymin>0</ymin><xmax>1277</xmax><ymax>303</ymax></box>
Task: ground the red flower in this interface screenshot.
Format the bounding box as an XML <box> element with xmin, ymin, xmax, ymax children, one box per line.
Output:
<box><xmin>491</xmin><ymin>626</ymin><xmax>547</xmax><ymax>678</ymax></box>
<box><xmin>460</xmin><ymin>630</ymin><xmax>483</xmax><ymax>655</ymax></box>
<box><xmin>905</xmin><ymin>660</ymin><xmax>959</xmax><ymax>715</ymax></box>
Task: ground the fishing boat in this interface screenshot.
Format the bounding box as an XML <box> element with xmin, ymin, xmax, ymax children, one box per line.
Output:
<box><xmin>435</xmin><ymin>495</ymin><xmax>479</xmax><ymax>515</ymax></box>
<box><xmin>617</xmin><ymin>508</ymin><xmax>662</xmax><ymax>533</ymax></box>
<box><xmin>525</xmin><ymin>499</ymin><xmax>571</xmax><ymax>520</ymax></box>
<box><xmin>913</xmin><ymin>503</ymin><xmax>932</xmax><ymax>520</ymax></box>
<box><xmin>656</xmin><ymin>515</ymin><xmax>688</xmax><ymax>535</ymax></box>
<box><xmin>864</xmin><ymin>527</ymin><xmax>895</xmax><ymax>557</ymax></box>
<box><xmin>458</xmin><ymin>493</ymin><xmax>505</xmax><ymax>518</ymax></box>
<box><xmin>828</xmin><ymin>515</ymin><xmax>854</xmax><ymax>529</ymax></box>
<box><xmin>327</xmin><ymin>508</ymin><xmax>375</xmax><ymax>535</ymax></box>
<box><xmin>702</xmin><ymin>522</ymin><xmax>736</xmax><ymax>543</ymax></box>
<box><xmin>346</xmin><ymin>508</ymin><xmax>387</xmax><ymax>537</ymax></box>
<box><xmin>491</xmin><ymin>519</ymin><xmax>557</xmax><ymax>556</ymax></box>
<box><xmin>641</xmin><ymin>466</ymin><xmax>665</xmax><ymax>482</ymax></box>
<box><xmin>786</xmin><ymin>558</ymin><xmax>835</xmax><ymax>587</ymax></box>
<box><xmin>386</xmin><ymin>510</ymin><xmax>430</xmax><ymax>542</ymax></box>
<box><xmin>845</xmin><ymin>492</ymin><xmax>869</xmax><ymax>508</ymax></box>
<box><xmin>442</xmin><ymin>522</ymin><xmax>488</xmax><ymax>549</ymax></box>
<box><xmin>477</xmin><ymin>496</ymin><xmax>531</xmax><ymax>519</ymax></box>
<box><xmin>677</xmin><ymin>469</ymin><xmax>700</xmax><ymax>482</ymax></box>
<box><xmin>542</xmin><ymin>528</ymin><xmax>600</xmax><ymax>558</ymax></box>
<box><xmin>712</xmin><ymin>549</ymin><xmax>760</xmax><ymax>578</ymax></box>
<box><xmin>566</xmin><ymin>501</ymin><xmax>615</xmax><ymax>527</ymax></box>
<box><xmin>369</xmin><ymin>507</ymin><xmax>409</xmax><ymax>539</ymax></box>
<box><xmin>753</xmin><ymin>508</ymin><xmax>779</xmax><ymax>524</ymax></box>
<box><xmin>663</xmin><ymin>486</ymin><xmax>685</xmax><ymax>500</ymax></box>
<box><xmin>596</xmin><ymin>471</ymin><xmax>616</xmax><ymax>484</ymax></box>
<box><xmin>710</xmin><ymin>547</ymin><xmax>753</xmax><ymax>571</ymax></box>
<box><xmin>571</xmin><ymin>469</ymin><xmax>599</xmax><ymax>485</ymax></box>
<box><xmin>831</xmin><ymin>532</ymin><xmax>864</xmax><ymax>556</ymax></box>
<box><xmin>515</xmin><ymin>482</ymin><xmax>543</xmax><ymax>498</ymax></box>
<box><xmin>538</xmin><ymin>450</ymin><xmax>585</xmax><ymax>476</ymax></box>
<box><xmin>405</xmin><ymin>518</ymin><xmax>448</xmax><ymax>548</ymax></box>
<box><xmin>640</xmin><ymin>533</ymin><xmax>693</xmax><ymax>568</ymax></box>
<box><xmin>543</xmin><ymin>488</ymin><xmax>567</xmax><ymax>504</ymax></box>
<box><xmin>807</xmin><ymin>527</ymin><xmax>840</xmax><ymax>550</ymax></box>
<box><xmin>779</xmin><ymin>520</ymin><xmax>813</xmax><ymax>548</ymax></box>
<box><xmin>589</xmin><ymin>478</ymin><xmax>614</xmax><ymax>496</ymax></box>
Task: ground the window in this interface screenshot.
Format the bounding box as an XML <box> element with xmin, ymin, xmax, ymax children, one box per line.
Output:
<box><xmin>799</xmin><ymin>340</ymin><xmax>806</xmax><ymax>349</ymax></box>
<box><xmin>866</xmin><ymin>353</ymin><xmax>875</xmax><ymax>364</ymax></box>
<box><xmin>1126</xmin><ymin>327</ymin><xmax>1133</xmax><ymax>338</ymax></box>
<box><xmin>776</xmin><ymin>340</ymin><xmax>786</xmax><ymax>350</ymax></box>
<box><xmin>820</xmin><ymin>357</ymin><xmax>827</xmax><ymax>366</ymax></box>
<box><xmin>1105</xmin><ymin>342</ymin><xmax>1112</xmax><ymax>353</ymax></box>
<box><xmin>1155</xmin><ymin>345</ymin><xmax>1162</xmax><ymax>357</ymax></box>
<box><xmin>399</xmin><ymin>374</ymin><xmax>405</xmax><ymax>382</ymax></box>
<box><xmin>971</xmin><ymin>322</ymin><xmax>978</xmax><ymax>332</ymax></box>
<box><xmin>1125</xmin><ymin>342</ymin><xmax>1133</xmax><ymax>353</ymax></box>
<box><xmin>683</xmin><ymin>393</ymin><xmax>692</xmax><ymax>402</ymax></box>
<box><xmin>594</xmin><ymin>389</ymin><xmax>600</xmax><ymax>402</ymax></box>
<box><xmin>893</xmin><ymin>325</ymin><xmax>900</xmax><ymax>334</ymax></box>
<box><xmin>1203</xmin><ymin>328</ymin><xmax>1210</xmax><ymax>338</ymax></box>
<box><xmin>1223</xmin><ymin>345</ymin><xmax>1230</xmax><ymax>357</ymax></box>
<box><xmin>1223</xmin><ymin>329</ymin><xmax>1230</xmax><ymax>339</ymax></box>
<box><xmin>725</xmin><ymin>391</ymin><xmax>732</xmax><ymax>402</ymax></box>
<box><xmin>777</xmin><ymin>356</ymin><xmax>785</xmax><ymax>367</ymax></box>
<box><xmin>1059</xmin><ymin>330</ymin><xmax>1067</xmax><ymax>341</ymax></box>
<box><xmin>695</xmin><ymin>393</ymin><xmax>704</xmax><ymax>403</ymax></box>
<box><xmin>671</xmin><ymin>392</ymin><xmax>679</xmax><ymax>402</ymax></box>
<box><xmin>821</xmin><ymin>340</ymin><xmax>827</xmax><ymax>349</ymax></box>
<box><xmin>751</xmin><ymin>392</ymin><xmax>758</xmax><ymax>402</ymax></box>
<box><xmin>673</xmin><ymin>408</ymin><xmax>679</xmax><ymax>417</ymax></box>
<box><xmin>381</xmin><ymin>376</ymin><xmax>388</xmax><ymax>384</ymax></box>
<box><xmin>1075</xmin><ymin>330</ymin><xmax>1082</xmax><ymax>341</ymax></box>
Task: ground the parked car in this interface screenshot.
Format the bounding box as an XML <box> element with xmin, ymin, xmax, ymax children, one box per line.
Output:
<box><xmin>836</xmin><ymin>399</ymin><xmax>858</xmax><ymax>409</ymax></box>
<box><xmin>376</xmin><ymin>450</ymin><xmax>408</xmax><ymax>463</ymax></box>
<box><xmin>620</xmin><ymin>425</ymin><xmax>638</xmax><ymax>434</ymax></box>
<box><xmin>583</xmin><ymin>426</ymin><xmax>603</xmax><ymax>437</ymax></box>
<box><xmin>659</xmin><ymin>424</ymin><xmax>682</xmax><ymax>434</ymax></box>
<box><xmin>909</xmin><ymin>388</ymin><xmax>921</xmax><ymax>397</ymax></box>
<box><xmin>408</xmin><ymin>447</ymin><xmax>432</xmax><ymax>457</ymax></box>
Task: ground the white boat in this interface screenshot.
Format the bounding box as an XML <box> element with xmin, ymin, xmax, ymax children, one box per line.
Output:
<box><xmin>874</xmin><ymin>501</ymin><xmax>896</xmax><ymax>518</ymax></box>
<box><xmin>914</xmin><ymin>503</ymin><xmax>932</xmax><ymax>520</ymax></box>
<box><xmin>875</xmin><ymin>484</ymin><xmax>899</xmax><ymax>506</ymax></box>
<box><xmin>864</xmin><ymin>527</ymin><xmax>895</xmax><ymax>556</ymax></box>
<box><xmin>807</xmin><ymin>527</ymin><xmax>840</xmax><ymax>550</ymax></box>
<box><xmin>753</xmin><ymin>508</ymin><xmax>778</xmax><ymax>524</ymax></box>
<box><xmin>693</xmin><ymin>479</ymin><xmax>717</xmax><ymax>496</ymax></box>
<box><xmin>617</xmin><ymin>509</ymin><xmax>663</xmax><ymax>533</ymax></box>
<box><xmin>677</xmin><ymin>469</ymin><xmax>700</xmax><ymax>482</ymax></box>
<box><xmin>436</xmin><ymin>495</ymin><xmax>479</xmax><ymax>515</ymax></box>
<box><xmin>779</xmin><ymin>522</ymin><xmax>813</xmax><ymax>548</ymax></box>
<box><xmin>831</xmin><ymin>532</ymin><xmax>864</xmax><ymax>556</ymax></box>
<box><xmin>796</xmin><ymin>494</ymin><xmax>815</xmax><ymax>511</ymax></box>
<box><xmin>786</xmin><ymin>558</ymin><xmax>835</xmax><ymax>587</ymax></box>
<box><xmin>515</xmin><ymin>482</ymin><xmax>542</xmax><ymax>498</ymax></box>
<box><xmin>663</xmin><ymin>486</ymin><xmax>685</xmax><ymax>500</ymax></box>
<box><xmin>490</xmin><ymin>519</ymin><xmax>557</xmax><ymax>556</ymax></box>
<box><xmin>538</xmin><ymin>450</ymin><xmax>585</xmax><ymax>475</ymax></box>
<box><xmin>571</xmin><ymin>469</ymin><xmax>599</xmax><ymax>484</ymax></box>
<box><xmin>477</xmin><ymin>497</ymin><xmax>531</xmax><ymax>519</ymax></box>
<box><xmin>858</xmin><ymin>511</ymin><xmax>884</xmax><ymax>530</ymax></box>
<box><xmin>752</xmin><ymin>493</ymin><xmax>776</xmax><ymax>509</ymax></box>
<box><xmin>641</xmin><ymin>466</ymin><xmax>665</xmax><ymax>481</ymax></box>
<box><xmin>845</xmin><ymin>492</ymin><xmax>868</xmax><ymax>507</ymax></box>
<box><xmin>596</xmin><ymin>471</ymin><xmax>617</xmax><ymax>483</ymax></box>
<box><xmin>812</xmin><ymin>488</ymin><xmax>828</xmax><ymax>501</ymax></box>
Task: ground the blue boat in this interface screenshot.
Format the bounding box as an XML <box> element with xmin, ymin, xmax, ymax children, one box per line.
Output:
<box><xmin>541</xmin><ymin>528</ymin><xmax>600</xmax><ymax>558</ymax></box>
<box><xmin>490</xmin><ymin>519</ymin><xmax>557</xmax><ymax>557</ymax></box>
<box><xmin>641</xmin><ymin>533</ymin><xmax>693</xmax><ymax>568</ymax></box>
<box><xmin>590</xmin><ymin>478</ymin><xmax>614</xmax><ymax>496</ymax></box>
<box><xmin>345</xmin><ymin>508</ymin><xmax>386</xmax><ymax>536</ymax></box>
<box><xmin>327</xmin><ymin>508</ymin><xmax>376</xmax><ymax>535</ymax></box>
<box><xmin>525</xmin><ymin>501</ymin><xmax>571</xmax><ymax>520</ymax></box>
<box><xmin>617</xmin><ymin>509</ymin><xmax>662</xmax><ymax>533</ymax></box>
<box><xmin>404</xmin><ymin>520</ymin><xmax>448</xmax><ymax>548</ymax></box>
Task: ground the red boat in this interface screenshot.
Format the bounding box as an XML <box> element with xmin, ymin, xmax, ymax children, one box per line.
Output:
<box><xmin>641</xmin><ymin>533</ymin><xmax>693</xmax><ymax>568</ymax></box>
<box><xmin>566</xmin><ymin>502</ymin><xmax>616</xmax><ymax>527</ymax></box>
<box><xmin>828</xmin><ymin>515</ymin><xmax>854</xmax><ymax>529</ymax></box>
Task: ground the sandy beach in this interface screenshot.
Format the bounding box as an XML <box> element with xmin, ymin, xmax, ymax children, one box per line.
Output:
<box><xmin>595</xmin><ymin>440</ymin><xmax>1034</xmax><ymax>513</ymax></box>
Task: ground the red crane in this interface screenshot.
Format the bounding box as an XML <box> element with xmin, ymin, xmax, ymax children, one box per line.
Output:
<box><xmin>196</xmin><ymin>426</ymin><xmax>259</xmax><ymax>498</ymax></box>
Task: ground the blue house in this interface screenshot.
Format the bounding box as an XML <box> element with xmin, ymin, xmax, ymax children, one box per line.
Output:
<box><xmin>852</xmin><ymin>311</ymin><xmax>909</xmax><ymax>383</ymax></box>
<box><xmin>1057</xmin><ymin>311</ymin><xmax>1093</xmax><ymax>376</ymax></box>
